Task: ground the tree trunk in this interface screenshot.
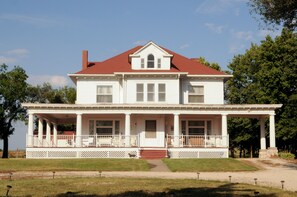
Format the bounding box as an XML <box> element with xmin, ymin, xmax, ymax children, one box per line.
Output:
<box><xmin>250</xmin><ymin>145</ymin><xmax>253</xmax><ymax>158</ymax></box>
<box><xmin>2</xmin><ymin>136</ymin><xmax>9</xmax><ymax>158</ymax></box>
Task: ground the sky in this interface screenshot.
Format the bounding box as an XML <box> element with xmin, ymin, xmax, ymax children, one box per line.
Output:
<box><xmin>0</xmin><ymin>0</ymin><xmax>281</xmax><ymax>150</ymax></box>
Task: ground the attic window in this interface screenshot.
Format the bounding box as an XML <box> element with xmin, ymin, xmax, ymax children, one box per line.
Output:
<box><xmin>147</xmin><ymin>54</ymin><xmax>154</xmax><ymax>68</ymax></box>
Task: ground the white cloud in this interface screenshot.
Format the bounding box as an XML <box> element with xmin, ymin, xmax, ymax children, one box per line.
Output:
<box><xmin>196</xmin><ymin>0</ymin><xmax>247</xmax><ymax>14</ymax></box>
<box><xmin>179</xmin><ymin>44</ymin><xmax>190</xmax><ymax>50</ymax></box>
<box><xmin>5</xmin><ymin>48</ymin><xmax>29</xmax><ymax>57</ymax></box>
<box><xmin>231</xmin><ymin>30</ymin><xmax>254</xmax><ymax>41</ymax></box>
<box><xmin>0</xmin><ymin>14</ymin><xmax>61</xmax><ymax>27</ymax></box>
<box><xmin>133</xmin><ymin>40</ymin><xmax>148</xmax><ymax>45</ymax></box>
<box><xmin>0</xmin><ymin>48</ymin><xmax>29</xmax><ymax>65</ymax></box>
<box><xmin>257</xmin><ymin>29</ymin><xmax>281</xmax><ymax>38</ymax></box>
<box><xmin>229</xmin><ymin>44</ymin><xmax>245</xmax><ymax>53</ymax></box>
<box><xmin>205</xmin><ymin>23</ymin><xmax>225</xmax><ymax>34</ymax></box>
<box><xmin>28</xmin><ymin>75</ymin><xmax>70</xmax><ymax>87</ymax></box>
<box><xmin>0</xmin><ymin>56</ymin><xmax>17</xmax><ymax>64</ymax></box>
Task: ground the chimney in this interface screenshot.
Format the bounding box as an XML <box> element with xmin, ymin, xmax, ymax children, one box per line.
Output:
<box><xmin>82</xmin><ymin>50</ymin><xmax>88</xmax><ymax>70</ymax></box>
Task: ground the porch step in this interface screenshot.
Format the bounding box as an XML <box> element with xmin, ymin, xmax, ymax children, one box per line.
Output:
<box><xmin>140</xmin><ymin>149</ymin><xmax>167</xmax><ymax>159</ymax></box>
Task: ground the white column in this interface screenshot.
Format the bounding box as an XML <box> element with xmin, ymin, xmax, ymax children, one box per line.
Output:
<box><xmin>125</xmin><ymin>113</ymin><xmax>131</xmax><ymax>147</ymax></box>
<box><xmin>174</xmin><ymin>113</ymin><xmax>180</xmax><ymax>147</ymax></box>
<box><xmin>76</xmin><ymin>113</ymin><xmax>82</xmax><ymax>147</ymax></box>
<box><xmin>260</xmin><ymin>118</ymin><xmax>266</xmax><ymax>150</ymax></box>
<box><xmin>221</xmin><ymin>114</ymin><xmax>228</xmax><ymax>147</ymax></box>
<box><xmin>269</xmin><ymin>114</ymin><xmax>276</xmax><ymax>148</ymax></box>
<box><xmin>46</xmin><ymin>120</ymin><xmax>51</xmax><ymax>147</ymax></box>
<box><xmin>38</xmin><ymin>117</ymin><xmax>43</xmax><ymax>147</ymax></box>
<box><xmin>53</xmin><ymin>123</ymin><xmax>58</xmax><ymax>147</ymax></box>
<box><xmin>27</xmin><ymin>113</ymin><xmax>34</xmax><ymax>147</ymax></box>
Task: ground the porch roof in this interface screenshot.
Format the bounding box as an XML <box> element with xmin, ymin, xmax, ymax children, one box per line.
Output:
<box><xmin>22</xmin><ymin>103</ymin><xmax>282</xmax><ymax>117</ymax></box>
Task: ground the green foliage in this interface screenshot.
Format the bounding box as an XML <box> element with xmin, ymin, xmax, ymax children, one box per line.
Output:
<box><xmin>26</xmin><ymin>83</ymin><xmax>76</xmax><ymax>104</ymax></box>
<box><xmin>278</xmin><ymin>152</ymin><xmax>296</xmax><ymax>160</ymax></box>
<box><xmin>226</xmin><ymin>29</ymin><xmax>297</xmax><ymax>155</ymax></box>
<box><xmin>0</xmin><ymin>64</ymin><xmax>28</xmax><ymax>158</ymax></box>
<box><xmin>249</xmin><ymin>0</ymin><xmax>297</xmax><ymax>30</ymax></box>
<box><xmin>195</xmin><ymin>57</ymin><xmax>221</xmax><ymax>71</ymax></box>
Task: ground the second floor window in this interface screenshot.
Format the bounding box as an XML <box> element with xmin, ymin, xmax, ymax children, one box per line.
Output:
<box><xmin>97</xmin><ymin>85</ymin><xmax>112</xmax><ymax>103</ymax></box>
<box><xmin>136</xmin><ymin>84</ymin><xmax>144</xmax><ymax>102</ymax></box>
<box><xmin>147</xmin><ymin>54</ymin><xmax>154</xmax><ymax>68</ymax></box>
<box><xmin>158</xmin><ymin>84</ymin><xmax>166</xmax><ymax>102</ymax></box>
<box><xmin>147</xmin><ymin>84</ymin><xmax>155</xmax><ymax>101</ymax></box>
<box><xmin>188</xmin><ymin>85</ymin><xmax>204</xmax><ymax>103</ymax></box>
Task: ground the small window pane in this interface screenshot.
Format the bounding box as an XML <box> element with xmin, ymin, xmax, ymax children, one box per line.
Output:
<box><xmin>97</xmin><ymin>128</ymin><xmax>112</xmax><ymax>134</ymax></box>
<box><xmin>189</xmin><ymin>121</ymin><xmax>205</xmax><ymax>127</ymax></box>
<box><xmin>89</xmin><ymin>120</ymin><xmax>94</xmax><ymax>135</ymax></box>
<box><xmin>96</xmin><ymin>121</ymin><xmax>113</xmax><ymax>127</ymax></box>
<box><xmin>207</xmin><ymin>121</ymin><xmax>211</xmax><ymax>135</ymax></box>
<box><xmin>157</xmin><ymin>58</ymin><xmax>161</xmax><ymax>68</ymax></box>
<box><xmin>189</xmin><ymin>128</ymin><xmax>204</xmax><ymax>135</ymax></box>
<box><xmin>115</xmin><ymin>121</ymin><xmax>120</xmax><ymax>135</ymax></box>
<box><xmin>141</xmin><ymin>58</ymin><xmax>144</xmax><ymax>68</ymax></box>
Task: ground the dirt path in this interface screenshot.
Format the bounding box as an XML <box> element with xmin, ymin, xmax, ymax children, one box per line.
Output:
<box><xmin>1</xmin><ymin>158</ymin><xmax>296</xmax><ymax>192</ymax></box>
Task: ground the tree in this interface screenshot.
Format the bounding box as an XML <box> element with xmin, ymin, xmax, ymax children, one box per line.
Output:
<box><xmin>249</xmin><ymin>0</ymin><xmax>297</xmax><ymax>30</ymax></box>
<box><xmin>226</xmin><ymin>29</ymin><xmax>297</xmax><ymax>156</ymax></box>
<box><xmin>0</xmin><ymin>64</ymin><xmax>28</xmax><ymax>158</ymax></box>
<box><xmin>26</xmin><ymin>83</ymin><xmax>76</xmax><ymax>104</ymax></box>
<box><xmin>194</xmin><ymin>57</ymin><xmax>222</xmax><ymax>71</ymax></box>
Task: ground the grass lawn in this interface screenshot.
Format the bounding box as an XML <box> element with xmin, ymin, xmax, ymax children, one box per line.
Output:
<box><xmin>2</xmin><ymin>177</ymin><xmax>296</xmax><ymax>197</ymax></box>
<box><xmin>163</xmin><ymin>158</ymin><xmax>259</xmax><ymax>172</ymax></box>
<box><xmin>0</xmin><ymin>158</ymin><xmax>150</xmax><ymax>172</ymax></box>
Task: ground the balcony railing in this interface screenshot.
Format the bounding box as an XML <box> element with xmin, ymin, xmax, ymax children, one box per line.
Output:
<box><xmin>26</xmin><ymin>134</ymin><xmax>228</xmax><ymax>148</ymax></box>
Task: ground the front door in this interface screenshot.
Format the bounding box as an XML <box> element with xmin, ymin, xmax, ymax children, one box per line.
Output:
<box><xmin>140</xmin><ymin>119</ymin><xmax>164</xmax><ymax>147</ymax></box>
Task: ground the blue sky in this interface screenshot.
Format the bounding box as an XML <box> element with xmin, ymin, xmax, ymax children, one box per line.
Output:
<box><xmin>0</xmin><ymin>0</ymin><xmax>281</xmax><ymax>150</ymax></box>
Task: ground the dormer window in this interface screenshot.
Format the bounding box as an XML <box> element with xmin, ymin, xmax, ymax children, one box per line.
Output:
<box><xmin>147</xmin><ymin>54</ymin><xmax>154</xmax><ymax>68</ymax></box>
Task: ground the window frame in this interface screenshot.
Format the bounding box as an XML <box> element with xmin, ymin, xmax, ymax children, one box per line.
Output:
<box><xmin>188</xmin><ymin>85</ymin><xmax>204</xmax><ymax>103</ymax></box>
<box><xmin>147</xmin><ymin>54</ymin><xmax>155</xmax><ymax>68</ymax></box>
<box><xmin>158</xmin><ymin>83</ymin><xmax>166</xmax><ymax>102</ymax></box>
<box><xmin>97</xmin><ymin>85</ymin><xmax>113</xmax><ymax>103</ymax></box>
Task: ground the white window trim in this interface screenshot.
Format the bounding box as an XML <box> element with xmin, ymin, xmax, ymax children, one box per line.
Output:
<box><xmin>89</xmin><ymin>119</ymin><xmax>121</xmax><ymax>136</ymax></box>
<box><xmin>97</xmin><ymin>85</ymin><xmax>113</xmax><ymax>103</ymax></box>
<box><xmin>187</xmin><ymin>85</ymin><xmax>204</xmax><ymax>104</ymax></box>
<box><xmin>180</xmin><ymin>120</ymin><xmax>212</xmax><ymax>136</ymax></box>
<box><xmin>136</xmin><ymin>83</ymin><xmax>166</xmax><ymax>103</ymax></box>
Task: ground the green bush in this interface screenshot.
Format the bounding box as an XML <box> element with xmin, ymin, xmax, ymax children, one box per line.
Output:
<box><xmin>278</xmin><ymin>152</ymin><xmax>295</xmax><ymax>160</ymax></box>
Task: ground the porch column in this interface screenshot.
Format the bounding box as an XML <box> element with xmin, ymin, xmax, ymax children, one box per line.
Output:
<box><xmin>125</xmin><ymin>113</ymin><xmax>131</xmax><ymax>147</ymax></box>
<box><xmin>46</xmin><ymin>120</ymin><xmax>51</xmax><ymax>147</ymax></box>
<box><xmin>27</xmin><ymin>113</ymin><xmax>34</xmax><ymax>147</ymax></box>
<box><xmin>38</xmin><ymin>117</ymin><xmax>43</xmax><ymax>147</ymax></box>
<box><xmin>260</xmin><ymin>118</ymin><xmax>266</xmax><ymax>150</ymax></box>
<box><xmin>53</xmin><ymin>123</ymin><xmax>58</xmax><ymax>147</ymax></box>
<box><xmin>221</xmin><ymin>114</ymin><xmax>228</xmax><ymax>147</ymax></box>
<box><xmin>174</xmin><ymin>113</ymin><xmax>180</xmax><ymax>147</ymax></box>
<box><xmin>76</xmin><ymin>113</ymin><xmax>82</xmax><ymax>147</ymax></box>
<box><xmin>269</xmin><ymin>114</ymin><xmax>276</xmax><ymax>148</ymax></box>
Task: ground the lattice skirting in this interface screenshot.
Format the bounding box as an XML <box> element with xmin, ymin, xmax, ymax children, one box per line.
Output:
<box><xmin>26</xmin><ymin>148</ymin><xmax>139</xmax><ymax>159</ymax></box>
<box><xmin>168</xmin><ymin>148</ymin><xmax>228</xmax><ymax>158</ymax></box>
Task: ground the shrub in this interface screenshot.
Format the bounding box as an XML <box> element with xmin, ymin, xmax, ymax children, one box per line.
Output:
<box><xmin>278</xmin><ymin>152</ymin><xmax>295</xmax><ymax>160</ymax></box>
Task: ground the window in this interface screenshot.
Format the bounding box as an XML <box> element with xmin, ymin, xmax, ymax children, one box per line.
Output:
<box><xmin>158</xmin><ymin>84</ymin><xmax>166</xmax><ymax>102</ymax></box>
<box><xmin>157</xmin><ymin>58</ymin><xmax>161</xmax><ymax>68</ymax></box>
<box><xmin>96</xmin><ymin>120</ymin><xmax>113</xmax><ymax>135</ymax></box>
<box><xmin>97</xmin><ymin>85</ymin><xmax>112</xmax><ymax>103</ymax></box>
<box><xmin>141</xmin><ymin>58</ymin><xmax>144</xmax><ymax>68</ymax></box>
<box><xmin>147</xmin><ymin>84</ymin><xmax>155</xmax><ymax>101</ymax></box>
<box><xmin>115</xmin><ymin>121</ymin><xmax>120</xmax><ymax>135</ymax></box>
<box><xmin>147</xmin><ymin>54</ymin><xmax>154</xmax><ymax>68</ymax></box>
<box><xmin>207</xmin><ymin>121</ymin><xmax>212</xmax><ymax>135</ymax></box>
<box><xmin>136</xmin><ymin>84</ymin><xmax>144</xmax><ymax>102</ymax></box>
<box><xmin>188</xmin><ymin>121</ymin><xmax>205</xmax><ymax>135</ymax></box>
<box><xmin>145</xmin><ymin>120</ymin><xmax>156</xmax><ymax>138</ymax></box>
<box><xmin>188</xmin><ymin>85</ymin><xmax>204</xmax><ymax>103</ymax></box>
<box><xmin>89</xmin><ymin>120</ymin><xmax>94</xmax><ymax>135</ymax></box>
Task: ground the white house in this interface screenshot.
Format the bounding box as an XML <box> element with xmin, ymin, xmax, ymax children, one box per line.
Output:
<box><xmin>23</xmin><ymin>42</ymin><xmax>281</xmax><ymax>159</ymax></box>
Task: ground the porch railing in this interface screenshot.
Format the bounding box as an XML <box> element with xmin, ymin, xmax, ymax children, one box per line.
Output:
<box><xmin>26</xmin><ymin>134</ymin><xmax>139</xmax><ymax>148</ymax></box>
<box><xmin>166</xmin><ymin>135</ymin><xmax>229</xmax><ymax>148</ymax></box>
<box><xmin>26</xmin><ymin>134</ymin><xmax>228</xmax><ymax>148</ymax></box>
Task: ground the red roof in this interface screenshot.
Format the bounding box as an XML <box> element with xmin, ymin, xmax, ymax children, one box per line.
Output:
<box><xmin>75</xmin><ymin>45</ymin><xmax>226</xmax><ymax>75</ymax></box>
